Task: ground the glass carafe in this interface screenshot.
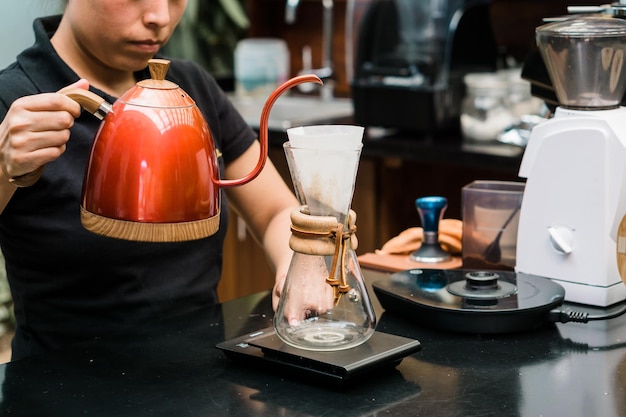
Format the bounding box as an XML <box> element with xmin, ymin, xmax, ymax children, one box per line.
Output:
<box><xmin>274</xmin><ymin>125</ymin><xmax>376</xmax><ymax>351</ymax></box>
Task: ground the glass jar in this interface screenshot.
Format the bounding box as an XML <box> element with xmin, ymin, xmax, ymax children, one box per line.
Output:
<box><xmin>461</xmin><ymin>72</ymin><xmax>516</xmax><ymax>142</ymax></box>
<box><xmin>498</xmin><ymin>68</ymin><xmax>544</xmax><ymax>119</ymax></box>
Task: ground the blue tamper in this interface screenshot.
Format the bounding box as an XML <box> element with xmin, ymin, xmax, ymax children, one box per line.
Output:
<box><xmin>410</xmin><ymin>196</ymin><xmax>452</xmax><ymax>263</ymax></box>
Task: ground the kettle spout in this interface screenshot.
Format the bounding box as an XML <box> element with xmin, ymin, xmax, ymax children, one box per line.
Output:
<box><xmin>216</xmin><ymin>74</ymin><xmax>323</xmax><ymax>189</ymax></box>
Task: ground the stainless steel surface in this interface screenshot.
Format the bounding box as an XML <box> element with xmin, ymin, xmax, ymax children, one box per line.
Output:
<box><xmin>228</xmin><ymin>94</ymin><xmax>353</xmax><ymax>130</ymax></box>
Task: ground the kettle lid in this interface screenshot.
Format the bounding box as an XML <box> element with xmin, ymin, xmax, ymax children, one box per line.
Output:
<box><xmin>119</xmin><ymin>59</ymin><xmax>195</xmax><ymax>108</ymax></box>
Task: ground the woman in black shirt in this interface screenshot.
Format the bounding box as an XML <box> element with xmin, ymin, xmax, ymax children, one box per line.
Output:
<box><xmin>0</xmin><ymin>0</ymin><xmax>297</xmax><ymax>360</ymax></box>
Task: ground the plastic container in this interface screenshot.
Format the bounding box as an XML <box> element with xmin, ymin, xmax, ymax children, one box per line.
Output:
<box><xmin>536</xmin><ymin>17</ymin><xmax>626</xmax><ymax>109</ymax></box>
<box><xmin>234</xmin><ymin>38</ymin><xmax>290</xmax><ymax>98</ymax></box>
<box><xmin>462</xmin><ymin>180</ymin><xmax>525</xmax><ymax>270</ymax></box>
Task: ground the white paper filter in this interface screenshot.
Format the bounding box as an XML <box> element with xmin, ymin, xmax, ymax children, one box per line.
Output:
<box><xmin>286</xmin><ymin>125</ymin><xmax>364</xmax><ymax>216</ymax></box>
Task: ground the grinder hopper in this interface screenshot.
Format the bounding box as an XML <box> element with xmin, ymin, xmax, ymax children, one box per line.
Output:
<box><xmin>535</xmin><ymin>17</ymin><xmax>626</xmax><ymax>109</ymax></box>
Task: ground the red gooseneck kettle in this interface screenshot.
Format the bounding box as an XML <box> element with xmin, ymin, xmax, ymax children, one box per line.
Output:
<box><xmin>11</xmin><ymin>59</ymin><xmax>321</xmax><ymax>242</ymax></box>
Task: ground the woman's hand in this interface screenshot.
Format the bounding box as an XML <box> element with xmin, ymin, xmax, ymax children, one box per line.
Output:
<box><xmin>273</xmin><ymin>255</ymin><xmax>336</xmax><ymax>324</ymax></box>
<box><xmin>0</xmin><ymin>79</ymin><xmax>88</xmax><ymax>181</ymax></box>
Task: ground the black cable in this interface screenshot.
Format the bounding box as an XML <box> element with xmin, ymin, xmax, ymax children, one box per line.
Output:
<box><xmin>548</xmin><ymin>303</ymin><xmax>626</xmax><ymax>324</ymax></box>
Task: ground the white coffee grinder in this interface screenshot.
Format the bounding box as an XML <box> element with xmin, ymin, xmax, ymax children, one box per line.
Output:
<box><xmin>517</xmin><ymin>16</ymin><xmax>626</xmax><ymax>306</ymax></box>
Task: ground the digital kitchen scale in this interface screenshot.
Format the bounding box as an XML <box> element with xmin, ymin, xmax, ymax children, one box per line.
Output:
<box><xmin>216</xmin><ymin>327</ymin><xmax>421</xmax><ymax>386</ymax></box>
<box><xmin>372</xmin><ymin>269</ymin><xmax>566</xmax><ymax>334</ymax></box>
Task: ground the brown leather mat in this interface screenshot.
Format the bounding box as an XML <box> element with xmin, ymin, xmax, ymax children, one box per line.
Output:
<box><xmin>358</xmin><ymin>252</ymin><xmax>462</xmax><ymax>272</ymax></box>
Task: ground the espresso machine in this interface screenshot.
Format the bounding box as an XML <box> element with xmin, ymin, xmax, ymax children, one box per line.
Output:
<box><xmin>351</xmin><ymin>0</ymin><xmax>498</xmax><ymax>133</ymax></box>
<box><xmin>516</xmin><ymin>16</ymin><xmax>626</xmax><ymax>306</ymax></box>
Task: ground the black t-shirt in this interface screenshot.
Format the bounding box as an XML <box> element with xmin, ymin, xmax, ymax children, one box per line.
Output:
<box><xmin>0</xmin><ymin>16</ymin><xmax>257</xmax><ymax>360</ymax></box>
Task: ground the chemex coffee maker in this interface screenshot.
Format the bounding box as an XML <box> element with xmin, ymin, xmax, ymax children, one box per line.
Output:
<box><xmin>517</xmin><ymin>16</ymin><xmax>626</xmax><ymax>306</ymax></box>
<box><xmin>351</xmin><ymin>0</ymin><xmax>498</xmax><ymax>133</ymax></box>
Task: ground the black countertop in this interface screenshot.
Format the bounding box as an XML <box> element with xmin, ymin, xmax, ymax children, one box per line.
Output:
<box><xmin>361</xmin><ymin>132</ymin><xmax>524</xmax><ymax>171</ymax></box>
<box><xmin>268</xmin><ymin>127</ymin><xmax>525</xmax><ymax>173</ymax></box>
<box><xmin>0</xmin><ymin>269</ymin><xmax>625</xmax><ymax>417</ymax></box>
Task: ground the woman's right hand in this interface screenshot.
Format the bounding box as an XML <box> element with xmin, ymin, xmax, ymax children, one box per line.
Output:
<box><xmin>0</xmin><ymin>79</ymin><xmax>88</xmax><ymax>184</ymax></box>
